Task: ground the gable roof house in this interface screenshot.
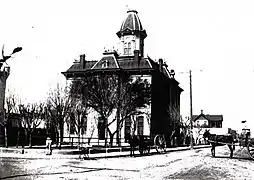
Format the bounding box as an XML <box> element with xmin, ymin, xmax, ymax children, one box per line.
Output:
<box><xmin>62</xmin><ymin>10</ymin><xmax>183</xmax><ymax>146</ymax></box>
<box><xmin>192</xmin><ymin>110</ymin><xmax>223</xmax><ymax>128</ymax></box>
<box><xmin>192</xmin><ymin>110</ymin><xmax>226</xmax><ymax>145</ymax></box>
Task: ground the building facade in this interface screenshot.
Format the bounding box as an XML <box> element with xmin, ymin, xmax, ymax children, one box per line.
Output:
<box><xmin>62</xmin><ymin>10</ymin><xmax>183</xmax><ymax>146</ymax></box>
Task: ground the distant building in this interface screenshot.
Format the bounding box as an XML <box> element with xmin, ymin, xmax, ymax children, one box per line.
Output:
<box><xmin>1</xmin><ymin>112</ymin><xmax>47</xmax><ymax>147</ymax></box>
<box><xmin>192</xmin><ymin>110</ymin><xmax>223</xmax><ymax>128</ymax></box>
<box><xmin>192</xmin><ymin>110</ymin><xmax>227</xmax><ymax>145</ymax></box>
<box><xmin>62</xmin><ymin>10</ymin><xmax>183</xmax><ymax>146</ymax></box>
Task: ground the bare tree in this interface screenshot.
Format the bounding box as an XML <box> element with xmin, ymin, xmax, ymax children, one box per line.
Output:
<box><xmin>179</xmin><ymin>116</ymin><xmax>191</xmax><ymax>145</ymax></box>
<box><xmin>46</xmin><ymin>84</ymin><xmax>72</xmax><ymax>147</ymax></box>
<box><xmin>106</xmin><ymin>76</ymin><xmax>151</xmax><ymax>146</ymax></box>
<box><xmin>68</xmin><ymin>78</ymin><xmax>89</xmax><ymax>145</ymax></box>
<box><xmin>19</xmin><ymin>102</ymin><xmax>44</xmax><ymax>147</ymax></box>
<box><xmin>167</xmin><ymin>104</ymin><xmax>182</xmax><ymax>146</ymax></box>
<box><xmin>69</xmin><ymin>99</ymin><xmax>87</xmax><ymax>145</ymax></box>
<box><xmin>70</xmin><ymin>75</ymin><xmax>151</xmax><ymax>147</ymax></box>
<box><xmin>194</xmin><ymin>127</ymin><xmax>203</xmax><ymax>145</ymax></box>
<box><xmin>71</xmin><ymin>75</ymin><xmax>118</xmax><ymax>147</ymax></box>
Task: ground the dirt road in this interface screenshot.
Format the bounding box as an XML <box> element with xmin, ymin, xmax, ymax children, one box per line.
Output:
<box><xmin>0</xmin><ymin>145</ymin><xmax>253</xmax><ymax>179</ymax></box>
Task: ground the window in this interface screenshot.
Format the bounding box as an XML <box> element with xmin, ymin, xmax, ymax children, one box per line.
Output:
<box><xmin>81</xmin><ymin>115</ymin><xmax>87</xmax><ymax>135</ymax></box>
<box><xmin>124</xmin><ymin>48</ymin><xmax>128</xmax><ymax>54</ymax></box>
<box><xmin>123</xmin><ymin>42</ymin><xmax>132</xmax><ymax>55</ymax></box>
<box><xmin>137</xmin><ymin>116</ymin><xmax>144</xmax><ymax>135</ymax></box>
<box><xmin>98</xmin><ymin>117</ymin><xmax>105</xmax><ymax>140</ymax></box>
<box><xmin>70</xmin><ymin>113</ymin><xmax>76</xmax><ymax>134</ymax></box>
<box><xmin>211</xmin><ymin>122</ymin><xmax>216</xmax><ymax>128</ymax></box>
<box><xmin>101</xmin><ymin>60</ymin><xmax>108</xmax><ymax>68</ymax></box>
<box><xmin>124</xmin><ymin>117</ymin><xmax>131</xmax><ymax>142</ymax></box>
<box><xmin>128</xmin><ymin>42</ymin><xmax>132</xmax><ymax>55</ymax></box>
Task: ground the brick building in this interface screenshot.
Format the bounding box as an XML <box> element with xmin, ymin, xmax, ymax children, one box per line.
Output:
<box><xmin>62</xmin><ymin>10</ymin><xmax>183</xmax><ymax>146</ymax></box>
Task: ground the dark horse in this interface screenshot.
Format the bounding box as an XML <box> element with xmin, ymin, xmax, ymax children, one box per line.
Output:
<box><xmin>126</xmin><ymin>134</ymin><xmax>149</xmax><ymax>156</ymax></box>
<box><xmin>203</xmin><ymin>129</ymin><xmax>235</xmax><ymax>158</ymax></box>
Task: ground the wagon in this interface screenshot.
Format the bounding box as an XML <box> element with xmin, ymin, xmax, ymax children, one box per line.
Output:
<box><xmin>130</xmin><ymin>134</ymin><xmax>167</xmax><ymax>155</ymax></box>
<box><xmin>203</xmin><ymin>128</ymin><xmax>254</xmax><ymax>160</ymax></box>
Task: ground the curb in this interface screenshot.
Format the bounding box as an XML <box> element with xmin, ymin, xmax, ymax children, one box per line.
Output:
<box><xmin>0</xmin><ymin>145</ymin><xmax>211</xmax><ymax>159</ymax></box>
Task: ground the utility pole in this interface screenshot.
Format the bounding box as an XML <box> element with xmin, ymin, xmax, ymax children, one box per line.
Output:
<box><xmin>189</xmin><ymin>70</ymin><xmax>194</xmax><ymax>149</ymax></box>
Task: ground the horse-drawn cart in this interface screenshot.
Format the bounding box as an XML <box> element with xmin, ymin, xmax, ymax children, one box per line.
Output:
<box><xmin>203</xmin><ymin>129</ymin><xmax>254</xmax><ymax>160</ymax></box>
<box><xmin>128</xmin><ymin>134</ymin><xmax>167</xmax><ymax>156</ymax></box>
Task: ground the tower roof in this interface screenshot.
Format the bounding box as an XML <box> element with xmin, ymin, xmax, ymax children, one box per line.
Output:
<box><xmin>120</xmin><ymin>10</ymin><xmax>143</xmax><ymax>31</ymax></box>
<box><xmin>117</xmin><ymin>10</ymin><xmax>147</xmax><ymax>38</ymax></box>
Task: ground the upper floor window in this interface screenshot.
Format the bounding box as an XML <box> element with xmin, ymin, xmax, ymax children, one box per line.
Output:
<box><xmin>128</xmin><ymin>42</ymin><xmax>132</xmax><ymax>54</ymax></box>
<box><xmin>101</xmin><ymin>60</ymin><xmax>108</xmax><ymax>68</ymax></box>
<box><xmin>124</xmin><ymin>42</ymin><xmax>132</xmax><ymax>55</ymax></box>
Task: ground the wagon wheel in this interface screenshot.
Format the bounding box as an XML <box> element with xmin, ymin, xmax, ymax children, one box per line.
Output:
<box><xmin>154</xmin><ymin>134</ymin><xmax>166</xmax><ymax>153</ymax></box>
<box><xmin>247</xmin><ymin>140</ymin><xmax>254</xmax><ymax>160</ymax></box>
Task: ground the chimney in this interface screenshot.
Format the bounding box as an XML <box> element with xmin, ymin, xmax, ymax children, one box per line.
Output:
<box><xmin>159</xmin><ymin>59</ymin><xmax>163</xmax><ymax>72</ymax></box>
<box><xmin>134</xmin><ymin>50</ymin><xmax>140</xmax><ymax>65</ymax></box>
<box><xmin>201</xmin><ymin>110</ymin><xmax>203</xmax><ymax>114</ymax></box>
<box><xmin>80</xmin><ymin>54</ymin><xmax>86</xmax><ymax>69</ymax></box>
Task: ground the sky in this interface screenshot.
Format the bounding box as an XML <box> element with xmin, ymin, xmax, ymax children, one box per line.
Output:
<box><xmin>1</xmin><ymin>0</ymin><xmax>254</xmax><ymax>132</ymax></box>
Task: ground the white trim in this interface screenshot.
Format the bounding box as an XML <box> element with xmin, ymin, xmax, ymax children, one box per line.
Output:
<box><xmin>121</xmin><ymin>13</ymin><xmax>128</xmax><ymax>30</ymax></box>
<box><xmin>112</xmin><ymin>55</ymin><xmax>120</xmax><ymax>68</ymax></box>
<box><xmin>132</xmin><ymin>13</ymin><xmax>135</xmax><ymax>30</ymax></box>
<box><xmin>91</xmin><ymin>59</ymin><xmax>100</xmax><ymax>69</ymax></box>
<box><xmin>164</xmin><ymin>66</ymin><xmax>171</xmax><ymax>77</ymax></box>
<box><xmin>146</xmin><ymin>58</ymin><xmax>153</xmax><ymax>68</ymax></box>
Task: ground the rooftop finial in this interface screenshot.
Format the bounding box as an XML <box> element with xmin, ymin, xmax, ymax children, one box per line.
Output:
<box><xmin>125</xmin><ymin>5</ymin><xmax>130</xmax><ymax>11</ymax></box>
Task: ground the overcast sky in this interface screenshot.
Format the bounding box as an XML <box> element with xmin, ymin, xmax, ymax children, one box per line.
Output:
<box><xmin>1</xmin><ymin>0</ymin><xmax>254</xmax><ymax>132</ymax></box>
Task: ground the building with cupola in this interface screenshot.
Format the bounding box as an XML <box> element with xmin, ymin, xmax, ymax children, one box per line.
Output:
<box><xmin>62</xmin><ymin>10</ymin><xmax>183</xmax><ymax>147</ymax></box>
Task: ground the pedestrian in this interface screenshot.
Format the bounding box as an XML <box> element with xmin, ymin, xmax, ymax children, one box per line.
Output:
<box><xmin>46</xmin><ymin>137</ymin><xmax>52</xmax><ymax>155</ymax></box>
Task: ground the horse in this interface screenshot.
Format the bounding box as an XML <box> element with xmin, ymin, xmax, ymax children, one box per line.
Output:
<box><xmin>126</xmin><ymin>134</ymin><xmax>149</xmax><ymax>156</ymax></box>
<box><xmin>203</xmin><ymin>129</ymin><xmax>235</xmax><ymax>158</ymax></box>
<box><xmin>126</xmin><ymin>134</ymin><xmax>140</xmax><ymax>156</ymax></box>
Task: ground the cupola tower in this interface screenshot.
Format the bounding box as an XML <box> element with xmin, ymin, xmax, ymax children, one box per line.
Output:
<box><xmin>116</xmin><ymin>10</ymin><xmax>147</xmax><ymax>57</ymax></box>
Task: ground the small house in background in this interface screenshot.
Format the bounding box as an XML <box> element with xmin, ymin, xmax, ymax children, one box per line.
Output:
<box><xmin>192</xmin><ymin>110</ymin><xmax>227</xmax><ymax>145</ymax></box>
<box><xmin>192</xmin><ymin>110</ymin><xmax>223</xmax><ymax>128</ymax></box>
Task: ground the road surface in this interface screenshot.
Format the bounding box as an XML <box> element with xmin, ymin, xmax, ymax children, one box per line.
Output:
<box><xmin>0</xmin><ymin>145</ymin><xmax>253</xmax><ymax>179</ymax></box>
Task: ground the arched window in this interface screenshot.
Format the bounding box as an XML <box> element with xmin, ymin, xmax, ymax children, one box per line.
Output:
<box><xmin>101</xmin><ymin>60</ymin><xmax>108</xmax><ymax>68</ymax></box>
<box><xmin>123</xmin><ymin>42</ymin><xmax>132</xmax><ymax>55</ymax></box>
<box><xmin>128</xmin><ymin>42</ymin><xmax>132</xmax><ymax>55</ymax></box>
<box><xmin>124</xmin><ymin>42</ymin><xmax>128</xmax><ymax>55</ymax></box>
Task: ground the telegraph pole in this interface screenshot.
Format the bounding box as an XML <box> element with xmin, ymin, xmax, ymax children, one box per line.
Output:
<box><xmin>189</xmin><ymin>70</ymin><xmax>194</xmax><ymax>149</ymax></box>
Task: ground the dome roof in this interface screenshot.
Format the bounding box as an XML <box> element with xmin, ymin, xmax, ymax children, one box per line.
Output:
<box><xmin>120</xmin><ymin>10</ymin><xmax>143</xmax><ymax>31</ymax></box>
<box><xmin>117</xmin><ymin>10</ymin><xmax>147</xmax><ymax>38</ymax></box>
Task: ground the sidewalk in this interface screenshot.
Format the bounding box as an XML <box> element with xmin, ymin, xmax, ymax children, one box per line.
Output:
<box><xmin>0</xmin><ymin>145</ymin><xmax>211</xmax><ymax>159</ymax></box>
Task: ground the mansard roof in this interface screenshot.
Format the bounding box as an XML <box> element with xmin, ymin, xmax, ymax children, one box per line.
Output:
<box><xmin>62</xmin><ymin>53</ymin><xmax>175</xmax><ymax>79</ymax></box>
